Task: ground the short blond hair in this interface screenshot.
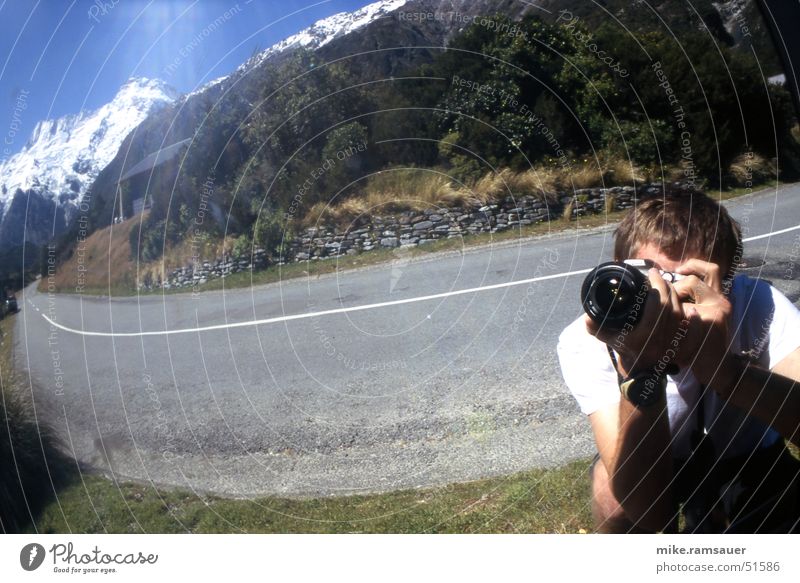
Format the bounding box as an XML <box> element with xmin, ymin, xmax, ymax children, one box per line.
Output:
<box><xmin>613</xmin><ymin>193</ymin><xmax>742</xmax><ymax>280</ymax></box>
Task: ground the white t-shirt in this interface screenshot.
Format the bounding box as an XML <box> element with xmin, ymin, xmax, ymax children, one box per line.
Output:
<box><xmin>557</xmin><ymin>275</ymin><xmax>800</xmax><ymax>459</ymax></box>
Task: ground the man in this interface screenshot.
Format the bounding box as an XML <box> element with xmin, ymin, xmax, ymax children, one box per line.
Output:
<box><xmin>557</xmin><ymin>193</ymin><xmax>800</xmax><ymax>533</ymax></box>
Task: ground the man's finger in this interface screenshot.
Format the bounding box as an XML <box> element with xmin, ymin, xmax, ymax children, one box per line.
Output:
<box><xmin>585</xmin><ymin>314</ymin><xmax>614</xmax><ymax>344</ymax></box>
<box><xmin>673</xmin><ymin>274</ymin><xmax>707</xmax><ymax>304</ymax></box>
<box><xmin>648</xmin><ymin>267</ymin><xmax>670</xmax><ymax>302</ymax></box>
<box><xmin>675</xmin><ymin>305</ymin><xmax>704</xmax><ymax>367</ymax></box>
<box><xmin>675</xmin><ymin>258</ymin><xmax>722</xmax><ymax>292</ymax></box>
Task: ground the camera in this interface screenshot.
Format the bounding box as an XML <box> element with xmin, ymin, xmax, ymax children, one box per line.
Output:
<box><xmin>581</xmin><ymin>259</ymin><xmax>684</xmax><ymax>331</ymax></box>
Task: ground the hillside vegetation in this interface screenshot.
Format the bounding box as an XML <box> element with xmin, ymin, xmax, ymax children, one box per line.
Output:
<box><xmin>54</xmin><ymin>7</ymin><xmax>798</xmax><ymax>273</ymax></box>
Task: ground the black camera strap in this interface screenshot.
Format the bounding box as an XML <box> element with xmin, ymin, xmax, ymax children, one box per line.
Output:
<box><xmin>606</xmin><ymin>345</ymin><xmax>625</xmax><ymax>385</ymax></box>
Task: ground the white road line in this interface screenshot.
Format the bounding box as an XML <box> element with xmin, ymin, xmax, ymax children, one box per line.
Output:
<box><xmin>36</xmin><ymin>224</ymin><xmax>800</xmax><ymax>338</ymax></box>
<box><xmin>741</xmin><ymin>223</ymin><xmax>800</xmax><ymax>242</ymax></box>
<box><xmin>40</xmin><ymin>268</ymin><xmax>594</xmax><ymax>337</ymax></box>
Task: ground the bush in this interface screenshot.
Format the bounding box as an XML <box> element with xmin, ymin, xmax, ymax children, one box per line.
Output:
<box><xmin>727</xmin><ymin>152</ymin><xmax>775</xmax><ymax>186</ymax></box>
<box><xmin>601</xmin><ymin>120</ymin><xmax>675</xmax><ymax>166</ymax></box>
<box><xmin>231</xmin><ymin>234</ymin><xmax>253</xmax><ymax>259</ymax></box>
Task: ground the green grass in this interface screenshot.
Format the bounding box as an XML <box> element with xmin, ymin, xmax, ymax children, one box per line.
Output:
<box><xmin>715</xmin><ymin>179</ymin><xmax>782</xmax><ymax>201</ymax></box>
<box><xmin>31</xmin><ymin>460</ymin><xmax>593</xmax><ymax>534</ymax></box>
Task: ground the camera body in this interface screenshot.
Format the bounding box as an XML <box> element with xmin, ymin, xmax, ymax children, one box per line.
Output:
<box><xmin>581</xmin><ymin>259</ymin><xmax>684</xmax><ymax>331</ymax></box>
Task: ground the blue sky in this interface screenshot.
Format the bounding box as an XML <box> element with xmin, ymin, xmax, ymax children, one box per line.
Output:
<box><xmin>0</xmin><ymin>0</ymin><xmax>369</xmax><ymax>156</ymax></box>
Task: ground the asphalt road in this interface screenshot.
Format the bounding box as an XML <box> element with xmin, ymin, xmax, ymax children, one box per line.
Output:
<box><xmin>14</xmin><ymin>185</ymin><xmax>800</xmax><ymax>497</ymax></box>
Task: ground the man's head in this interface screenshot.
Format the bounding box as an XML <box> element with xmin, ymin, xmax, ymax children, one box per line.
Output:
<box><xmin>613</xmin><ymin>193</ymin><xmax>742</xmax><ymax>282</ymax></box>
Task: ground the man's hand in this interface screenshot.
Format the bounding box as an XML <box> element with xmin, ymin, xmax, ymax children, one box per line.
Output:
<box><xmin>673</xmin><ymin>259</ymin><xmax>734</xmax><ymax>389</ymax></box>
<box><xmin>675</xmin><ymin>259</ymin><xmax>800</xmax><ymax>444</ymax></box>
<box><xmin>586</xmin><ymin>268</ymin><xmax>687</xmax><ymax>376</ymax></box>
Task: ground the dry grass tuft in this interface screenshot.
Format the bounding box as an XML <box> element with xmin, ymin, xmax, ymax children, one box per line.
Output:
<box><xmin>604</xmin><ymin>194</ymin><xmax>617</xmax><ymax>214</ymax></box>
<box><xmin>45</xmin><ymin>211</ymin><xmax>227</xmax><ymax>292</ymax></box>
<box><xmin>303</xmin><ymin>169</ymin><xmax>470</xmax><ymax>226</ymax></box>
<box><xmin>562</xmin><ymin>200</ymin><xmax>575</xmax><ymax>221</ymax></box>
<box><xmin>566</xmin><ymin>154</ymin><xmax>646</xmax><ymax>189</ymax></box>
<box><xmin>301</xmin><ymin>154</ymin><xmax>647</xmax><ymax>228</ymax></box>
<box><xmin>48</xmin><ymin>212</ymin><xmax>144</xmax><ymax>293</ymax></box>
<box><xmin>728</xmin><ymin>152</ymin><xmax>774</xmax><ymax>186</ymax></box>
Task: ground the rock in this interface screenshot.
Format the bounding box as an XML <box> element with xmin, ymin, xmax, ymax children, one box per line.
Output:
<box><xmin>413</xmin><ymin>220</ymin><xmax>434</xmax><ymax>231</ymax></box>
<box><xmin>380</xmin><ymin>237</ymin><xmax>399</xmax><ymax>248</ymax></box>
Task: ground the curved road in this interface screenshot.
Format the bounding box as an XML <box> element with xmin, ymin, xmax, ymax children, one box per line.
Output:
<box><xmin>14</xmin><ymin>186</ymin><xmax>800</xmax><ymax>497</ymax></box>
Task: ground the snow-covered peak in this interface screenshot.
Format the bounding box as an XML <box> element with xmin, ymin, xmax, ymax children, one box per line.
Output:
<box><xmin>183</xmin><ymin>1</ymin><xmax>408</xmax><ymax>106</ymax></box>
<box><xmin>0</xmin><ymin>77</ymin><xmax>176</xmax><ymax>216</ymax></box>
<box><xmin>239</xmin><ymin>0</ymin><xmax>408</xmax><ymax>74</ymax></box>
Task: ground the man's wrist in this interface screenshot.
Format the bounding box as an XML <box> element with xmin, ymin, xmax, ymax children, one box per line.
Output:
<box><xmin>619</xmin><ymin>367</ymin><xmax>668</xmax><ymax>408</ymax></box>
<box><xmin>705</xmin><ymin>352</ymin><xmax>750</xmax><ymax>397</ymax></box>
<box><xmin>617</xmin><ymin>353</ymin><xmax>660</xmax><ymax>378</ymax></box>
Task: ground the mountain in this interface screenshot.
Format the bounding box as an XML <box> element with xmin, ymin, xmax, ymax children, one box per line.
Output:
<box><xmin>235</xmin><ymin>0</ymin><xmax>411</xmax><ymax>75</ymax></box>
<box><xmin>0</xmin><ymin>77</ymin><xmax>176</xmax><ymax>247</ymax></box>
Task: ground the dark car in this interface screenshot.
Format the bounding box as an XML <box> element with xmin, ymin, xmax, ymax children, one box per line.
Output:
<box><xmin>5</xmin><ymin>293</ymin><xmax>18</xmax><ymax>314</ymax></box>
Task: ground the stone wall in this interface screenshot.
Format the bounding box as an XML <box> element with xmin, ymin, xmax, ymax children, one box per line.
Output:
<box><xmin>144</xmin><ymin>183</ymin><xmax>675</xmax><ymax>291</ymax></box>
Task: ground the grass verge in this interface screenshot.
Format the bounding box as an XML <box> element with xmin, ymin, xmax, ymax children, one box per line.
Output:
<box><xmin>0</xmin><ymin>315</ymin><xmax>73</xmax><ymax>533</ymax></box>
<box><xmin>32</xmin><ymin>460</ymin><xmax>593</xmax><ymax>534</ymax></box>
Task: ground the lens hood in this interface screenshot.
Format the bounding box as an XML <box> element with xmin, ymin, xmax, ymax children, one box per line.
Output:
<box><xmin>581</xmin><ymin>261</ymin><xmax>649</xmax><ymax>331</ymax></box>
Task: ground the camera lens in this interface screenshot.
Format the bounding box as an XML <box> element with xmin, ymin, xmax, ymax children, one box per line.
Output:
<box><xmin>581</xmin><ymin>261</ymin><xmax>649</xmax><ymax>331</ymax></box>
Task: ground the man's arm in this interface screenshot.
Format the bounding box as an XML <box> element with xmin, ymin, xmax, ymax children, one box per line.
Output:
<box><xmin>706</xmin><ymin>348</ymin><xmax>800</xmax><ymax>446</ymax></box>
<box><xmin>586</xmin><ymin>269</ymin><xmax>688</xmax><ymax>531</ymax></box>
<box><xmin>673</xmin><ymin>260</ymin><xmax>800</xmax><ymax>445</ymax></box>
<box><xmin>590</xmin><ymin>396</ymin><xmax>675</xmax><ymax>532</ymax></box>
